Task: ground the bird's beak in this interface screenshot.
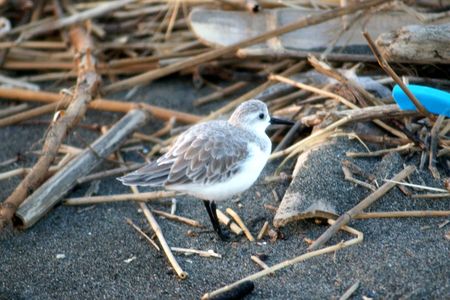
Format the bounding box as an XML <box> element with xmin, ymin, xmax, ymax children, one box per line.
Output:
<box><xmin>270</xmin><ymin>117</ymin><xmax>295</xmax><ymax>126</ymax></box>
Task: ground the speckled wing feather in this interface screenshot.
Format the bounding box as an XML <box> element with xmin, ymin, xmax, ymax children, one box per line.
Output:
<box><xmin>118</xmin><ymin>121</ymin><xmax>250</xmax><ymax>187</ymax></box>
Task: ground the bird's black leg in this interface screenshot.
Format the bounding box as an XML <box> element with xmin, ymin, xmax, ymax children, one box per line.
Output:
<box><xmin>203</xmin><ymin>200</ymin><xmax>227</xmax><ymax>240</ymax></box>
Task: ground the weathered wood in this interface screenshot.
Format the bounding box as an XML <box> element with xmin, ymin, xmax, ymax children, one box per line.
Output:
<box><xmin>376</xmin><ymin>23</ymin><xmax>450</xmax><ymax>64</ymax></box>
<box><xmin>189</xmin><ymin>8</ymin><xmax>418</xmax><ymax>55</ymax></box>
<box><xmin>103</xmin><ymin>0</ymin><xmax>392</xmax><ymax>93</ymax></box>
<box><xmin>0</xmin><ymin>26</ymin><xmax>100</xmax><ymax>230</ymax></box>
<box><xmin>15</xmin><ymin>109</ymin><xmax>150</xmax><ymax>228</ymax></box>
<box><xmin>308</xmin><ymin>165</ymin><xmax>415</xmax><ymax>250</ymax></box>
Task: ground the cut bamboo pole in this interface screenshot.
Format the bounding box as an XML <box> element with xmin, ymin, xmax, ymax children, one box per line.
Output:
<box><xmin>64</xmin><ymin>191</ymin><xmax>178</xmax><ymax>205</ymax></box>
<box><xmin>104</xmin><ymin>0</ymin><xmax>391</xmax><ymax>93</ymax></box>
<box><xmin>15</xmin><ymin>109</ymin><xmax>150</xmax><ymax>228</ymax></box>
<box><xmin>308</xmin><ymin>165</ymin><xmax>415</xmax><ymax>251</ymax></box>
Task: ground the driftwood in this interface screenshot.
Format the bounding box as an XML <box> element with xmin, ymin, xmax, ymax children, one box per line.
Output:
<box><xmin>103</xmin><ymin>0</ymin><xmax>391</xmax><ymax>93</ymax></box>
<box><xmin>15</xmin><ymin>109</ymin><xmax>150</xmax><ymax>228</ymax></box>
<box><xmin>364</xmin><ymin>31</ymin><xmax>433</xmax><ymax>120</ymax></box>
<box><xmin>376</xmin><ymin>23</ymin><xmax>450</xmax><ymax>64</ymax></box>
<box><xmin>0</xmin><ymin>26</ymin><xmax>100</xmax><ymax>230</ymax></box>
<box><xmin>189</xmin><ymin>7</ymin><xmax>420</xmax><ymax>57</ymax></box>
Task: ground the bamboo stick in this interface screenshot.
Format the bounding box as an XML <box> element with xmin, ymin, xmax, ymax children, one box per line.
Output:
<box><xmin>0</xmin><ymin>88</ymin><xmax>201</xmax><ymax>124</ymax></box>
<box><xmin>140</xmin><ymin>202</ymin><xmax>188</xmax><ymax>279</ymax></box>
<box><xmin>216</xmin><ymin>209</ymin><xmax>243</xmax><ymax>235</ymax></box>
<box><xmin>354</xmin><ymin>211</ymin><xmax>450</xmax><ymax>219</ymax></box>
<box><xmin>152</xmin><ymin>208</ymin><xmax>203</xmax><ymax>228</ymax></box>
<box><xmin>226</xmin><ymin>208</ymin><xmax>255</xmax><ymax>241</ymax></box>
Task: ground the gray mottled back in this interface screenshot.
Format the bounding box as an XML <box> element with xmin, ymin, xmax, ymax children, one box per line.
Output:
<box><xmin>118</xmin><ymin>120</ymin><xmax>269</xmax><ymax>187</ymax></box>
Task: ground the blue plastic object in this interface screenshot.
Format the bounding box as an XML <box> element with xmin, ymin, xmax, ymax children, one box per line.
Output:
<box><xmin>392</xmin><ymin>84</ymin><xmax>450</xmax><ymax>117</ymax></box>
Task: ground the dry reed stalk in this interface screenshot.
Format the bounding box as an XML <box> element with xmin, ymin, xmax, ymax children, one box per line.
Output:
<box><xmin>354</xmin><ymin>211</ymin><xmax>450</xmax><ymax>219</ymax></box>
<box><xmin>0</xmin><ymin>88</ymin><xmax>201</xmax><ymax>124</ymax></box>
<box><xmin>226</xmin><ymin>208</ymin><xmax>255</xmax><ymax>241</ymax></box>
<box><xmin>363</xmin><ymin>31</ymin><xmax>432</xmax><ymax>119</ymax></box>
<box><xmin>126</xmin><ymin>218</ymin><xmax>160</xmax><ymax>251</ymax></box>
<box><xmin>64</xmin><ymin>191</ymin><xmax>178</xmax><ymax>205</ymax></box>
<box><xmin>216</xmin><ymin>209</ymin><xmax>243</xmax><ymax>235</ymax></box>
<box><xmin>140</xmin><ymin>201</ymin><xmax>188</xmax><ymax>279</ymax></box>
<box><xmin>152</xmin><ymin>208</ymin><xmax>203</xmax><ymax>228</ymax></box>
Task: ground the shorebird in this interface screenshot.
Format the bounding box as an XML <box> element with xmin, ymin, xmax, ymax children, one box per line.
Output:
<box><xmin>118</xmin><ymin>99</ymin><xmax>293</xmax><ymax>240</ymax></box>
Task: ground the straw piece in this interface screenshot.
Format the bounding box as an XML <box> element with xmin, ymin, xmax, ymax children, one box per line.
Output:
<box><xmin>339</xmin><ymin>281</ymin><xmax>360</xmax><ymax>300</ymax></box>
<box><xmin>152</xmin><ymin>208</ymin><xmax>203</xmax><ymax>228</ymax></box>
<box><xmin>257</xmin><ymin>221</ymin><xmax>269</xmax><ymax>240</ymax></box>
<box><xmin>140</xmin><ymin>202</ymin><xmax>188</xmax><ymax>279</ymax></box>
<box><xmin>363</xmin><ymin>31</ymin><xmax>432</xmax><ymax>120</ymax></box>
<box><xmin>216</xmin><ymin>209</ymin><xmax>243</xmax><ymax>235</ymax></box>
<box><xmin>354</xmin><ymin>211</ymin><xmax>450</xmax><ymax>219</ymax></box>
<box><xmin>226</xmin><ymin>208</ymin><xmax>255</xmax><ymax>241</ymax></box>
<box><xmin>250</xmin><ymin>255</ymin><xmax>271</xmax><ymax>272</ymax></box>
<box><xmin>126</xmin><ymin>218</ymin><xmax>160</xmax><ymax>251</ymax></box>
<box><xmin>171</xmin><ymin>247</ymin><xmax>221</xmax><ymax>258</ymax></box>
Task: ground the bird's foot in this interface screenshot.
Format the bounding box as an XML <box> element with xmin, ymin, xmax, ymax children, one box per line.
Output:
<box><xmin>217</xmin><ymin>228</ymin><xmax>231</xmax><ymax>241</ymax></box>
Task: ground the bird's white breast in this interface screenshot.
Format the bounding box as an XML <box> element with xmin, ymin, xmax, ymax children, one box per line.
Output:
<box><xmin>169</xmin><ymin>141</ymin><xmax>270</xmax><ymax>201</ymax></box>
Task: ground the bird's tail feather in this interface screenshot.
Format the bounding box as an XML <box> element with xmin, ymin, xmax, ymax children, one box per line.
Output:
<box><xmin>117</xmin><ymin>161</ymin><xmax>171</xmax><ymax>187</ymax></box>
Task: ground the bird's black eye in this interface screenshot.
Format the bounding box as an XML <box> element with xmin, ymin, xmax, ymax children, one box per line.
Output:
<box><xmin>259</xmin><ymin>113</ymin><xmax>265</xmax><ymax>119</ymax></box>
